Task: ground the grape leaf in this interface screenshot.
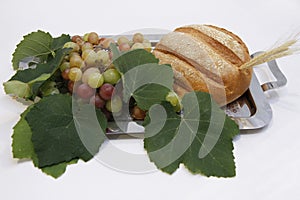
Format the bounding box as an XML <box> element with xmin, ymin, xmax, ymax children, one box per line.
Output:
<box><xmin>12</xmin><ymin>30</ymin><xmax>53</xmax><ymax>70</ymax></box>
<box><xmin>10</xmin><ymin>48</ymin><xmax>69</xmax><ymax>83</ymax></box>
<box><xmin>133</xmin><ymin>84</ymin><xmax>171</xmax><ymax>110</ymax></box>
<box><xmin>51</xmin><ymin>34</ymin><xmax>71</xmax><ymax>51</ymax></box>
<box><xmin>25</xmin><ymin>94</ymin><xmax>107</xmax><ymax>168</ymax></box>
<box><xmin>111</xmin><ymin>47</ymin><xmax>174</xmax><ymax>110</ymax></box>
<box><xmin>112</xmin><ymin>48</ymin><xmax>159</xmax><ymax>74</ymax></box>
<box><xmin>12</xmin><ymin>105</ymin><xmax>78</xmax><ymax>178</ymax></box>
<box><xmin>4</xmin><ymin>48</ymin><xmax>70</xmax><ymax>99</ymax></box>
<box><xmin>122</xmin><ymin>63</ymin><xmax>173</xmax><ymax>106</ymax></box>
<box><xmin>12</xmin><ymin>106</ymin><xmax>34</xmax><ymax>159</ymax></box>
<box><xmin>144</xmin><ymin>92</ymin><xmax>239</xmax><ymax>177</ymax></box>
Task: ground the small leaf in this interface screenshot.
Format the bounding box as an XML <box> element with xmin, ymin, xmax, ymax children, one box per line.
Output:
<box><xmin>144</xmin><ymin>92</ymin><xmax>240</xmax><ymax>177</ymax></box>
<box><xmin>12</xmin><ymin>30</ymin><xmax>53</xmax><ymax>70</ymax></box>
<box><xmin>25</xmin><ymin>94</ymin><xmax>107</xmax><ymax>168</ymax></box>
<box><xmin>3</xmin><ymin>80</ymin><xmax>31</xmax><ymax>98</ymax></box>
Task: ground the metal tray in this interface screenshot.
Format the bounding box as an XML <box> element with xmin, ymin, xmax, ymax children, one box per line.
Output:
<box><xmin>105</xmin><ymin>34</ymin><xmax>288</xmax><ymax>136</ymax></box>
<box><xmin>20</xmin><ymin>34</ymin><xmax>287</xmax><ymax>135</ymax></box>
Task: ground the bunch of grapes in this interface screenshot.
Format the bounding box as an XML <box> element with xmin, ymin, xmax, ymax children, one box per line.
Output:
<box><xmin>58</xmin><ymin>32</ymin><xmax>149</xmax><ymax>121</ymax></box>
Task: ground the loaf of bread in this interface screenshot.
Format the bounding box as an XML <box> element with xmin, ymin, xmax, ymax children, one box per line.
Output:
<box><xmin>153</xmin><ymin>24</ymin><xmax>253</xmax><ymax>105</ymax></box>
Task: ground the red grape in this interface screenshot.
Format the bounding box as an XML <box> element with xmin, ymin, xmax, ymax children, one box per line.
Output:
<box><xmin>76</xmin><ymin>83</ymin><xmax>95</xmax><ymax>99</ymax></box>
<box><xmin>99</xmin><ymin>83</ymin><xmax>114</xmax><ymax>100</ymax></box>
<box><xmin>131</xmin><ymin>105</ymin><xmax>146</xmax><ymax>120</ymax></box>
<box><xmin>90</xmin><ymin>94</ymin><xmax>105</xmax><ymax>108</ymax></box>
<box><xmin>62</xmin><ymin>69</ymin><xmax>70</xmax><ymax>80</ymax></box>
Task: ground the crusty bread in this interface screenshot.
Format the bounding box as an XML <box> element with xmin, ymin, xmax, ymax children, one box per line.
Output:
<box><xmin>153</xmin><ymin>24</ymin><xmax>253</xmax><ymax>106</ymax></box>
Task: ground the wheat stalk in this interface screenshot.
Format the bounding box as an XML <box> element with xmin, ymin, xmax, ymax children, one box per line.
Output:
<box><xmin>240</xmin><ymin>33</ymin><xmax>300</xmax><ymax>69</ymax></box>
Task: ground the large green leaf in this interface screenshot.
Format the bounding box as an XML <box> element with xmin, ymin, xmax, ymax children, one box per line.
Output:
<box><xmin>112</xmin><ymin>48</ymin><xmax>159</xmax><ymax>74</ymax></box>
<box><xmin>133</xmin><ymin>84</ymin><xmax>171</xmax><ymax>110</ymax></box>
<box><xmin>12</xmin><ymin>30</ymin><xmax>53</xmax><ymax>70</ymax></box>
<box><xmin>12</xmin><ymin>106</ymin><xmax>34</xmax><ymax>159</ymax></box>
<box><xmin>144</xmin><ymin>92</ymin><xmax>239</xmax><ymax>177</ymax></box>
<box><xmin>25</xmin><ymin>94</ymin><xmax>107</xmax><ymax>168</ymax></box>
<box><xmin>111</xmin><ymin>47</ymin><xmax>174</xmax><ymax>110</ymax></box>
<box><xmin>122</xmin><ymin>63</ymin><xmax>173</xmax><ymax>104</ymax></box>
<box><xmin>12</xmin><ymin>105</ymin><xmax>78</xmax><ymax>178</ymax></box>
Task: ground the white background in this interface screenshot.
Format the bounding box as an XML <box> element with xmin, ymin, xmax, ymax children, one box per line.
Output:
<box><xmin>1</xmin><ymin>0</ymin><xmax>300</xmax><ymax>199</ymax></box>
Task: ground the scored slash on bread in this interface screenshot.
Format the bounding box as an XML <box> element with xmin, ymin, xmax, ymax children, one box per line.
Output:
<box><xmin>153</xmin><ymin>24</ymin><xmax>253</xmax><ymax>106</ymax></box>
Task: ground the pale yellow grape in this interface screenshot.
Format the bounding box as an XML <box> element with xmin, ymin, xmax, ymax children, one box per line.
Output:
<box><xmin>68</xmin><ymin>68</ymin><xmax>82</xmax><ymax>82</ymax></box>
<box><xmin>143</xmin><ymin>41</ymin><xmax>152</xmax><ymax>52</ymax></box>
<box><xmin>82</xmin><ymin>49</ymin><xmax>93</xmax><ymax>60</ymax></box>
<box><xmin>88</xmin><ymin>32</ymin><xmax>99</xmax><ymax>44</ymax></box>
<box><xmin>82</xmin><ymin>67</ymin><xmax>100</xmax><ymax>83</ymax></box>
<box><xmin>87</xmin><ymin>72</ymin><xmax>104</xmax><ymax>88</ymax></box>
<box><xmin>84</xmin><ymin>50</ymin><xmax>98</xmax><ymax>66</ymax></box>
<box><xmin>133</xmin><ymin>33</ymin><xmax>144</xmax><ymax>43</ymax></box>
<box><xmin>70</xmin><ymin>54</ymin><xmax>84</xmax><ymax>68</ymax></box>
<box><xmin>59</xmin><ymin>61</ymin><xmax>70</xmax><ymax>72</ymax></box>
<box><xmin>117</xmin><ymin>36</ymin><xmax>130</xmax><ymax>45</ymax></box>
<box><xmin>101</xmin><ymin>38</ymin><xmax>115</xmax><ymax>49</ymax></box>
<box><xmin>96</xmin><ymin>50</ymin><xmax>110</xmax><ymax>65</ymax></box>
<box><xmin>131</xmin><ymin>43</ymin><xmax>144</xmax><ymax>50</ymax></box>
<box><xmin>63</xmin><ymin>42</ymin><xmax>80</xmax><ymax>52</ymax></box>
<box><xmin>81</xmin><ymin>42</ymin><xmax>93</xmax><ymax>52</ymax></box>
<box><xmin>105</xmin><ymin>95</ymin><xmax>122</xmax><ymax>113</ymax></box>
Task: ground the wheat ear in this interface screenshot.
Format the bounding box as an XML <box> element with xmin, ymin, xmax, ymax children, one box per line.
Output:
<box><xmin>240</xmin><ymin>33</ymin><xmax>300</xmax><ymax>69</ymax></box>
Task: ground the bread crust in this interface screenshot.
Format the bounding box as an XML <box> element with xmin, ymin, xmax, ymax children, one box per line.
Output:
<box><xmin>154</xmin><ymin>24</ymin><xmax>253</xmax><ymax>105</ymax></box>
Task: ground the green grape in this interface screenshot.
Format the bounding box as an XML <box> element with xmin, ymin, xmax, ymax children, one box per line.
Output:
<box><xmin>84</xmin><ymin>50</ymin><xmax>98</xmax><ymax>66</ymax></box>
<box><xmin>105</xmin><ymin>95</ymin><xmax>122</xmax><ymax>113</ymax></box>
<box><xmin>87</xmin><ymin>72</ymin><xmax>104</xmax><ymax>88</ymax></box>
<box><xmin>82</xmin><ymin>67</ymin><xmax>100</xmax><ymax>83</ymax></box>
<box><xmin>103</xmin><ymin>69</ymin><xmax>121</xmax><ymax>84</ymax></box>
<box><xmin>165</xmin><ymin>91</ymin><xmax>181</xmax><ymax>112</ymax></box>
<box><xmin>59</xmin><ymin>61</ymin><xmax>70</xmax><ymax>72</ymax></box>
<box><xmin>83</xmin><ymin>33</ymin><xmax>89</xmax><ymax>42</ymax></box>
<box><xmin>68</xmin><ymin>67</ymin><xmax>82</xmax><ymax>82</ymax></box>
<box><xmin>96</xmin><ymin>50</ymin><xmax>110</xmax><ymax>65</ymax></box>
<box><xmin>63</xmin><ymin>41</ymin><xmax>80</xmax><ymax>52</ymax></box>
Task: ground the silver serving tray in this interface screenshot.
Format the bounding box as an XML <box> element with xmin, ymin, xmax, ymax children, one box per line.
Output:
<box><xmin>105</xmin><ymin>34</ymin><xmax>287</xmax><ymax>136</ymax></box>
<box><xmin>20</xmin><ymin>34</ymin><xmax>287</xmax><ymax>136</ymax></box>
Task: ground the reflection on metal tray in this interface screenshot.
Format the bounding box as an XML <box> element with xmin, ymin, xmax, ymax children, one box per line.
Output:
<box><xmin>105</xmin><ymin>34</ymin><xmax>287</xmax><ymax>135</ymax></box>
